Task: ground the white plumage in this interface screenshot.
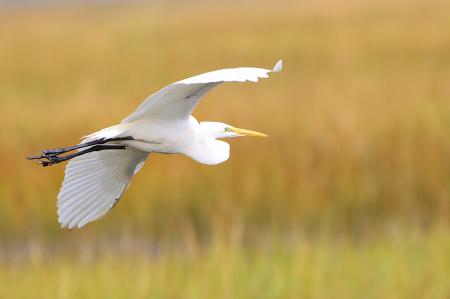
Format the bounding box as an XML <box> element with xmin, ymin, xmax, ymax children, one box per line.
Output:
<box><xmin>33</xmin><ymin>60</ymin><xmax>282</xmax><ymax>229</ymax></box>
<box><xmin>57</xmin><ymin>150</ymin><xmax>149</xmax><ymax>229</ymax></box>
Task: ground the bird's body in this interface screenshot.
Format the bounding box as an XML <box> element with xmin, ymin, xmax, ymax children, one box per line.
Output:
<box><xmin>85</xmin><ymin>116</ymin><xmax>230</xmax><ymax>165</ymax></box>
<box><xmin>28</xmin><ymin>60</ymin><xmax>282</xmax><ymax>229</ymax></box>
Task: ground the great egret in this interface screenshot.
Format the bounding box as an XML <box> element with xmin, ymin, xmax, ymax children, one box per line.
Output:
<box><xmin>27</xmin><ymin>60</ymin><xmax>282</xmax><ymax>229</ymax></box>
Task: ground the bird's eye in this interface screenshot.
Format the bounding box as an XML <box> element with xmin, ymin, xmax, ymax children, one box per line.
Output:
<box><xmin>224</xmin><ymin>127</ymin><xmax>233</xmax><ymax>132</ymax></box>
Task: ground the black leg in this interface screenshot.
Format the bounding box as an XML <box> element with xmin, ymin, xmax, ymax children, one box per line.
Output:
<box><xmin>40</xmin><ymin>136</ymin><xmax>134</xmax><ymax>156</ymax></box>
<box><xmin>26</xmin><ymin>136</ymin><xmax>133</xmax><ymax>167</ymax></box>
<box><xmin>37</xmin><ymin>144</ymin><xmax>127</xmax><ymax>167</ymax></box>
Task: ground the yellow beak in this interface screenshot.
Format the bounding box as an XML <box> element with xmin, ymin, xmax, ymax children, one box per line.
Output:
<box><xmin>231</xmin><ymin>127</ymin><xmax>269</xmax><ymax>137</ymax></box>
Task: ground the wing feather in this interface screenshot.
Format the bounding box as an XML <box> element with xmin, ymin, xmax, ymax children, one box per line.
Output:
<box><xmin>121</xmin><ymin>60</ymin><xmax>282</xmax><ymax>123</ymax></box>
<box><xmin>63</xmin><ymin>178</ymin><xmax>124</xmax><ymax>227</ymax></box>
<box><xmin>56</xmin><ymin>149</ymin><xmax>149</xmax><ymax>229</ymax></box>
<box><xmin>58</xmin><ymin>166</ymin><xmax>124</xmax><ymax>210</ymax></box>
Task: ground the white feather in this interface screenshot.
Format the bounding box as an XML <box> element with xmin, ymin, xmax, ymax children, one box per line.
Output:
<box><xmin>57</xmin><ymin>149</ymin><xmax>149</xmax><ymax>229</ymax></box>
<box><xmin>120</xmin><ymin>60</ymin><xmax>282</xmax><ymax>123</ymax></box>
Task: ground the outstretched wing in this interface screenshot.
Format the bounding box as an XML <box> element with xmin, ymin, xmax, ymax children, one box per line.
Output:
<box><xmin>56</xmin><ymin>149</ymin><xmax>149</xmax><ymax>229</ymax></box>
<box><xmin>121</xmin><ymin>60</ymin><xmax>282</xmax><ymax>123</ymax></box>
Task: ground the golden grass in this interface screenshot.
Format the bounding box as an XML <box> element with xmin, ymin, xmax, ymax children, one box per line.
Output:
<box><xmin>1</xmin><ymin>0</ymin><xmax>450</xmax><ymax>297</ymax></box>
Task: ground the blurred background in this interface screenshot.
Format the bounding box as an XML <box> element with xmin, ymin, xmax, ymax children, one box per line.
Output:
<box><xmin>1</xmin><ymin>0</ymin><xmax>450</xmax><ymax>297</ymax></box>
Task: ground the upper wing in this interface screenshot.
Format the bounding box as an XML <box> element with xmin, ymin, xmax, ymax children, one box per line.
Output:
<box><xmin>56</xmin><ymin>149</ymin><xmax>149</xmax><ymax>229</ymax></box>
<box><xmin>121</xmin><ymin>60</ymin><xmax>282</xmax><ymax>123</ymax></box>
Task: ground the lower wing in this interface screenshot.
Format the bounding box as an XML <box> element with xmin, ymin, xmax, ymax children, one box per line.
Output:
<box><xmin>56</xmin><ymin>149</ymin><xmax>149</xmax><ymax>229</ymax></box>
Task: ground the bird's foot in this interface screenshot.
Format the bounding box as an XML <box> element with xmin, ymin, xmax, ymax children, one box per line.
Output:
<box><xmin>26</xmin><ymin>154</ymin><xmax>45</xmax><ymax>160</ymax></box>
<box><xmin>26</xmin><ymin>151</ymin><xmax>65</xmax><ymax>167</ymax></box>
<box><xmin>27</xmin><ymin>142</ymin><xmax>129</xmax><ymax>167</ymax></box>
<box><xmin>37</xmin><ymin>160</ymin><xmax>53</xmax><ymax>167</ymax></box>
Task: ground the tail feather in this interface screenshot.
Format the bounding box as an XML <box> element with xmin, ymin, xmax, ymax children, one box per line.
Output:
<box><xmin>82</xmin><ymin>123</ymin><xmax>130</xmax><ymax>143</ymax></box>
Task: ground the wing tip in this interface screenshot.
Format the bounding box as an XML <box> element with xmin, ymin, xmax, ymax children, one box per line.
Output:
<box><xmin>272</xmin><ymin>60</ymin><xmax>282</xmax><ymax>72</ymax></box>
<box><xmin>59</xmin><ymin>214</ymin><xmax>89</xmax><ymax>230</ymax></box>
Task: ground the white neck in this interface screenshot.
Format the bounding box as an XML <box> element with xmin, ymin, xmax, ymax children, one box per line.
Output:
<box><xmin>185</xmin><ymin>138</ymin><xmax>230</xmax><ymax>165</ymax></box>
<box><xmin>183</xmin><ymin>118</ymin><xmax>230</xmax><ymax>165</ymax></box>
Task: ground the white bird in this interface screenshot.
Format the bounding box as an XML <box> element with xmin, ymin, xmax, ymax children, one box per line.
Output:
<box><xmin>27</xmin><ymin>60</ymin><xmax>282</xmax><ymax>229</ymax></box>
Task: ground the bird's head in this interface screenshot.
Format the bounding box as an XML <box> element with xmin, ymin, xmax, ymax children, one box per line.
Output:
<box><xmin>199</xmin><ymin>122</ymin><xmax>268</xmax><ymax>140</ymax></box>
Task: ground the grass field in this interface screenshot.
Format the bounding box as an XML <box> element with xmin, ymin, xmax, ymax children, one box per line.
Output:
<box><xmin>2</xmin><ymin>228</ymin><xmax>450</xmax><ymax>298</ymax></box>
<box><xmin>1</xmin><ymin>0</ymin><xmax>450</xmax><ymax>297</ymax></box>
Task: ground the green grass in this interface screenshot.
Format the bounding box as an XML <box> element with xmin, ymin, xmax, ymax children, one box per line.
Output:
<box><xmin>1</xmin><ymin>0</ymin><xmax>450</xmax><ymax>297</ymax></box>
<box><xmin>2</xmin><ymin>227</ymin><xmax>450</xmax><ymax>298</ymax></box>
